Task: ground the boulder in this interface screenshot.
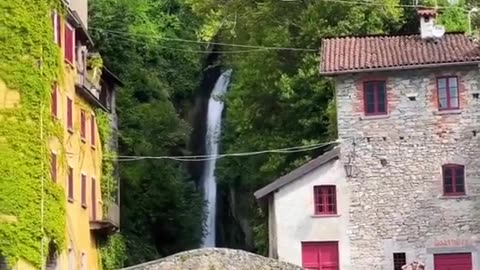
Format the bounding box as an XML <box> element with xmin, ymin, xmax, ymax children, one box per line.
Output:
<box><xmin>121</xmin><ymin>248</ymin><xmax>303</xmax><ymax>270</ymax></box>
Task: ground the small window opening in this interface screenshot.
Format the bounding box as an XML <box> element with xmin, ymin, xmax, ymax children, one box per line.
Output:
<box><xmin>393</xmin><ymin>253</ymin><xmax>407</xmax><ymax>270</ymax></box>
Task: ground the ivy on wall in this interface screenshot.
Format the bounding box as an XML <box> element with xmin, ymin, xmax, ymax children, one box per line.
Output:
<box><xmin>95</xmin><ymin>109</ymin><xmax>117</xmax><ymax>215</ymax></box>
<box><xmin>0</xmin><ymin>0</ymin><xmax>66</xmax><ymax>268</ymax></box>
<box><xmin>99</xmin><ymin>233</ymin><xmax>126</xmax><ymax>270</ymax></box>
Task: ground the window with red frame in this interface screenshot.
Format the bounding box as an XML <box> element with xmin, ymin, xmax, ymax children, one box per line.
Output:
<box><xmin>64</xmin><ymin>23</ymin><xmax>74</xmax><ymax>64</ymax></box>
<box><xmin>67</xmin><ymin>167</ymin><xmax>74</xmax><ymax>202</ymax></box>
<box><xmin>437</xmin><ymin>77</ymin><xmax>459</xmax><ymax>110</ymax></box>
<box><xmin>443</xmin><ymin>164</ymin><xmax>465</xmax><ymax>195</ymax></box>
<box><xmin>80</xmin><ymin>110</ymin><xmax>86</xmax><ymax>141</ymax></box>
<box><xmin>313</xmin><ymin>185</ymin><xmax>337</xmax><ymax>215</ymax></box>
<box><xmin>81</xmin><ymin>173</ymin><xmax>87</xmax><ymax>208</ymax></box>
<box><xmin>51</xmin><ymin>84</ymin><xmax>58</xmax><ymax>118</ymax></box>
<box><xmin>364</xmin><ymin>81</ymin><xmax>387</xmax><ymax>115</ymax></box>
<box><xmin>51</xmin><ymin>152</ymin><xmax>57</xmax><ymax>182</ymax></box>
<box><xmin>67</xmin><ymin>97</ymin><xmax>73</xmax><ymax>132</ymax></box>
<box><xmin>91</xmin><ymin>114</ymin><xmax>96</xmax><ymax>149</ymax></box>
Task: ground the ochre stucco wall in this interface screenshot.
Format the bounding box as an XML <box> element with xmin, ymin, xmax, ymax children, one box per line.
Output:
<box><xmin>50</xmin><ymin>60</ymin><xmax>104</xmax><ymax>270</ymax></box>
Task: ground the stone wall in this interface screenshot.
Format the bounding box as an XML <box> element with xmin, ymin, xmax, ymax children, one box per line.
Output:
<box><xmin>121</xmin><ymin>248</ymin><xmax>303</xmax><ymax>270</ymax></box>
<box><xmin>335</xmin><ymin>65</ymin><xmax>480</xmax><ymax>269</ymax></box>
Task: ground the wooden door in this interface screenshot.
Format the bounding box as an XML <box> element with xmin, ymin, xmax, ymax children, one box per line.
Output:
<box><xmin>301</xmin><ymin>242</ymin><xmax>339</xmax><ymax>270</ymax></box>
<box><xmin>434</xmin><ymin>253</ymin><xmax>472</xmax><ymax>270</ymax></box>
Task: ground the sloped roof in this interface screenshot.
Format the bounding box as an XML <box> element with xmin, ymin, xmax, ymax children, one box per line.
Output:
<box><xmin>254</xmin><ymin>146</ymin><xmax>340</xmax><ymax>200</ymax></box>
<box><xmin>320</xmin><ymin>33</ymin><xmax>480</xmax><ymax>75</ymax></box>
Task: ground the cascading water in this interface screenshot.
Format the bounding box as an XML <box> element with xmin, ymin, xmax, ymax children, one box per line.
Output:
<box><xmin>201</xmin><ymin>69</ymin><xmax>232</xmax><ymax>247</ymax></box>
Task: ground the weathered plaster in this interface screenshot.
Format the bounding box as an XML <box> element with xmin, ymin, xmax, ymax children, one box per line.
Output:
<box><xmin>272</xmin><ymin>159</ymin><xmax>351</xmax><ymax>269</ymax></box>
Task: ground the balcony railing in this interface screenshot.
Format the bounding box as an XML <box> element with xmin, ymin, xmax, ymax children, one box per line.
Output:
<box><xmin>90</xmin><ymin>201</ymin><xmax>119</xmax><ymax>234</ymax></box>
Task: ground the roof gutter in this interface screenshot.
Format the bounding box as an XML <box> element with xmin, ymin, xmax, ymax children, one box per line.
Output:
<box><xmin>320</xmin><ymin>61</ymin><xmax>480</xmax><ymax>76</ymax></box>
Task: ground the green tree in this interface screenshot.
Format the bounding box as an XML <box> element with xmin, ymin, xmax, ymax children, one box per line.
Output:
<box><xmin>89</xmin><ymin>0</ymin><xmax>205</xmax><ymax>266</ymax></box>
<box><xmin>186</xmin><ymin>0</ymin><xmax>404</xmax><ymax>253</ymax></box>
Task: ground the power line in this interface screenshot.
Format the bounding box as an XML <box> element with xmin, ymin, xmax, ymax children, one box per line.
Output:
<box><xmin>110</xmin><ymin>140</ymin><xmax>339</xmax><ymax>162</ymax></box>
<box><xmin>103</xmin><ymin>32</ymin><xmax>273</xmax><ymax>54</ymax></box>
<box><xmin>90</xmin><ymin>28</ymin><xmax>317</xmax><ymax>52</ymax></box>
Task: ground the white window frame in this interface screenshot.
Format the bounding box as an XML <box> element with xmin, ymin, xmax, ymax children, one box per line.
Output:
<box><xmin>53</xmin><ymin>11</ymin><xmax>58</xmax><ymax>44</ymax></box>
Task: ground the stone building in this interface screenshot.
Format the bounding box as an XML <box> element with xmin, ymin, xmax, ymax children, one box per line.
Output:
<box><xmin>256</xmin><ymin>9</ymin><xmax>480</xmax><ymax>270</ymax></box>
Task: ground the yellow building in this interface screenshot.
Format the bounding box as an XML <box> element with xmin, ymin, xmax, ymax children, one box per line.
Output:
<box><xmin>0</xmin><ymin>0</ymin><xmax>121</xmax><ymax>269</ymax></box>
<box><xmin>48</xmin><ymin>4</ymin><xmax>122</xmax><ymax>270</ymax></box>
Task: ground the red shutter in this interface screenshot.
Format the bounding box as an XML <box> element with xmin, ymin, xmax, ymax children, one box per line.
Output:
<box><xmin>80</xmin><ymin>110</ymin><xmax>86</xmax><ymax>141</ymax></box>
<box><xmin>91</xmin><ymin>178</ymin><xmax>96</xmax><ymax>220</ymax></box>
<box><xmin>51</xmin><ymin>152</ymin><xmax>57</xmax><ymax>182</ymax></box>
<box><xmin>67</xmin><ymin>97</ymin><xmax>73</xmax><ymax>132</ymax></box>
<box><xmin>57</xmin><ymin>14</ymin><xmax>62</xmax><ymax>46</ymax></box>
<box><xmin>81</xmin><ymin>174</ymin><xmax>87</xmax><ymax>208</ymax></box>
<box><xmin>64</xmin><ymin>23</ymin><xmax>74</xmax><ymax>64</ymax></box>
<box><xmin>91</xmin><ymin>115</ymin><xmax>96</xmax><ymax>148</ymax></box>
<box><xmin>68</xmin><ymin>167</ymin><xmax>74</xmax><ymax>202</ymax></box>
<box><xmin>51</xmin><ymin>85</ymin><xmax>57</xmax><ymax>118</ymax></box>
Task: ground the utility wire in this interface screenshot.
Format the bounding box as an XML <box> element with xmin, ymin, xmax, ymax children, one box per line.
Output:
<box><xmin>103</xmin><ymin>32</ymin><xmax>272</xmax><ymax>54</ymax></box>
<box><xmin>110</xmin><ymin>140</ymin><xmax>339</xmax><ymax>162</ymax></box>
<box><xmin>90</xmin><ymin>28</ymin><xmax>318</xmax><ymax>52</ymax></box>
<box><xmin>311</xmin><ymin>0</ymin><xmax>456</xmax><ymax>10</ymax></box>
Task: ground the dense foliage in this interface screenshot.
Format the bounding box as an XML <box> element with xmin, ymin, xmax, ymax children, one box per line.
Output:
<box><xmin>89</xmin><ymin>0</ymin><xmax>477</xmax><ymax>266</ymax></box>
<box><xmin>89</xmin><ymin>0</ymin><xmax>205</xmax><ymax>266</ymax></box>
<box><xmin>0</xmin><ymin>0</ymin><xmax>66</xmax><ymax>267</ymax></box>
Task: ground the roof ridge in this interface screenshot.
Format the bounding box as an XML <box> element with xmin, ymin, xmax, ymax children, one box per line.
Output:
<box><xmin>322</xmin><ymin>31</ymin><xmax>465</xmax><ymax>40</ymax></box>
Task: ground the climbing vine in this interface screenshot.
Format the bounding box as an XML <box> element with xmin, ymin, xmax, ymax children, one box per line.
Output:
<box><xmin>95</xmin><ymin>109</ymin><xmax>117</xmax><ymax>215</ymax></box>
<box><xmin>0</xmin><ymin>0</ymin><xmax>66</xmax><ymax>268</ymax></box>
<box><xmin>99</xmin><ymin>233</ymin><xmax>126</xmax><ymax>270</ymax></box>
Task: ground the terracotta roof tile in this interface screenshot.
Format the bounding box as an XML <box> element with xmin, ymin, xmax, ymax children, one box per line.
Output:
<box><xmin>319</xmin><ymin>33</ymin><xmax>480</xmax><ymax>75</ymax></box>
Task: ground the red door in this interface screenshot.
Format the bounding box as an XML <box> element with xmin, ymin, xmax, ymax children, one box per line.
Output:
<box><xmin>434</xmin><ymin>253</ymin><xmax>472</xmax><ymax>270</ymax></box>
<box><xmin>302</xmin><ymin>242</ymin><xmax>339</xmax><ymax>270</ymax></box>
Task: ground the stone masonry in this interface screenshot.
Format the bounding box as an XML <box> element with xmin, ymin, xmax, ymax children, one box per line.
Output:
<box><xmin>120</xmin><ymin>248</ymin><xmax>304</xmax><ymax>270</ymax></box>
<box><xmin>335</xmin><ymin>66</ymin><xmax>480</xmax><ymax>269</ymax></box>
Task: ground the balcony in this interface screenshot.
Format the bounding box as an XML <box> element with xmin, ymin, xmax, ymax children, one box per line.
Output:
<box><xmin>90</xmin><ymin>201</ymin><xmax>119</xmax><ymax>235</ymax></box>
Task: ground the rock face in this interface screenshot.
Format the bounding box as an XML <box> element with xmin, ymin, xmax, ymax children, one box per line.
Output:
<box><xmin>121</xmin><ymin>248</ymin><xmax>303</xmax><ymax>270</ymax></box>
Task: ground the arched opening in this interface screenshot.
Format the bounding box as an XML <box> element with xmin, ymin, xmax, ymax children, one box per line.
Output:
<box><xmin>0</xmin><ymin>255</ymin><xmax>7</xmax><ymax>270</ymax></box>
<box><xmin>45</xmin><ymin>241</ymin><xmax>58</xmax><ymax>270</ymax></box>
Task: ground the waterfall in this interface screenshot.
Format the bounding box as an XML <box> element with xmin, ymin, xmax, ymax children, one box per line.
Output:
<box><xmin>201</xmin><ymin>69</ymin><xmax>232</xmax><ymax>247</ymax></box>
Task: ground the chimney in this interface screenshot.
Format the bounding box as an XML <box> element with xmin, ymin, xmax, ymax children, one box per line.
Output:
<box><xmin>417</xmin><ymin>9</ymin><xmax>437</xmax><ymax>39</ymax></box>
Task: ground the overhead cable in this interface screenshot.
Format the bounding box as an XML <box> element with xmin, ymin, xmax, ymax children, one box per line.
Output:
<box><xmin>111</xmin><ymin>140</ymin><xmax>339</xmax><ymax>162</ymax></box>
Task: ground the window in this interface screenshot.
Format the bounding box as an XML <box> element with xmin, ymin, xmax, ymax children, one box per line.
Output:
<box><xmin>393</xmin><ymin>253</ymin><xmax>406</xmax><ymax>270</ymax></box>
<box><xmin>443</xmin><ymin>164</ymin><xmax>465</xmax><ymax>195</ymax></box>
<box><xmin>51</xmin><ymin>84</ymin><xmax>58</xmax><ymax>118</ymax></box>
<box><xmin>364</xmin><ymin>81</ymin><xmax>387</xmax><ymax>115</ymax></box>
<box><xmin>67</xmin><ymin>167</ymin><xmax>74</xmax><ymax>202</ymax></box>
<box><xmin>81</xmin><ymin>173</ymin><xmax>87</xmax><ymax>208</ymax></box>
<box><xmin>67</xmin><ymin>97</ymin><xmax>73</xmax><ymax>132</ymax></box>
<box><xmin>45</xmin><ymin>242</ymin><xmax>58</xmax><ymax>270</ymax></box>
<box><xmin>51</xmin><ymin>152</ymin><xmax>57</xmax><ymax>183</ymax></box>
<box><xmin>80</xmin><ymin>110</ymin><xmax>86</xmax><ymax>141</ymax></box>
<box><xmin>68</xmin><ymin>248</ymin><xmax>74</xmax><ymax>270</ymax></box>
<box><xmin>91</xmin><ymin>177</ymin><xmax>97</xmax><ymax>220</ymax></box>
<box><xmin>437</xmin><ymin>77</ymin><xmax>459</xmax><ymax>110</ymax></box>
<box><xmin>313</xmin><ymin>186</ymin><xmax>337</xmax><ymax>215</ymax></box>
<box><xmin>52</xmin><ymin>11</ymin><xmax>61</xmax><ymax>46</ymax></box>
<box><xmin>91</xmin><ymin>114</ymin><xmax>96</xmax><ymax>149</ymax></box>
<box><xmin>80</xmin><ymin>252</ymin><xmax>86</xmax><ymax>270</ymax></box>
<box><xmin>0</xmin><ymin>255</ymin><xmax>7</xmax><ymax>270</ymax></box>
<box><xmin>64</xmin><ymin>22</ymin><xmax>74</xmax><ymax>64</ymax></box>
